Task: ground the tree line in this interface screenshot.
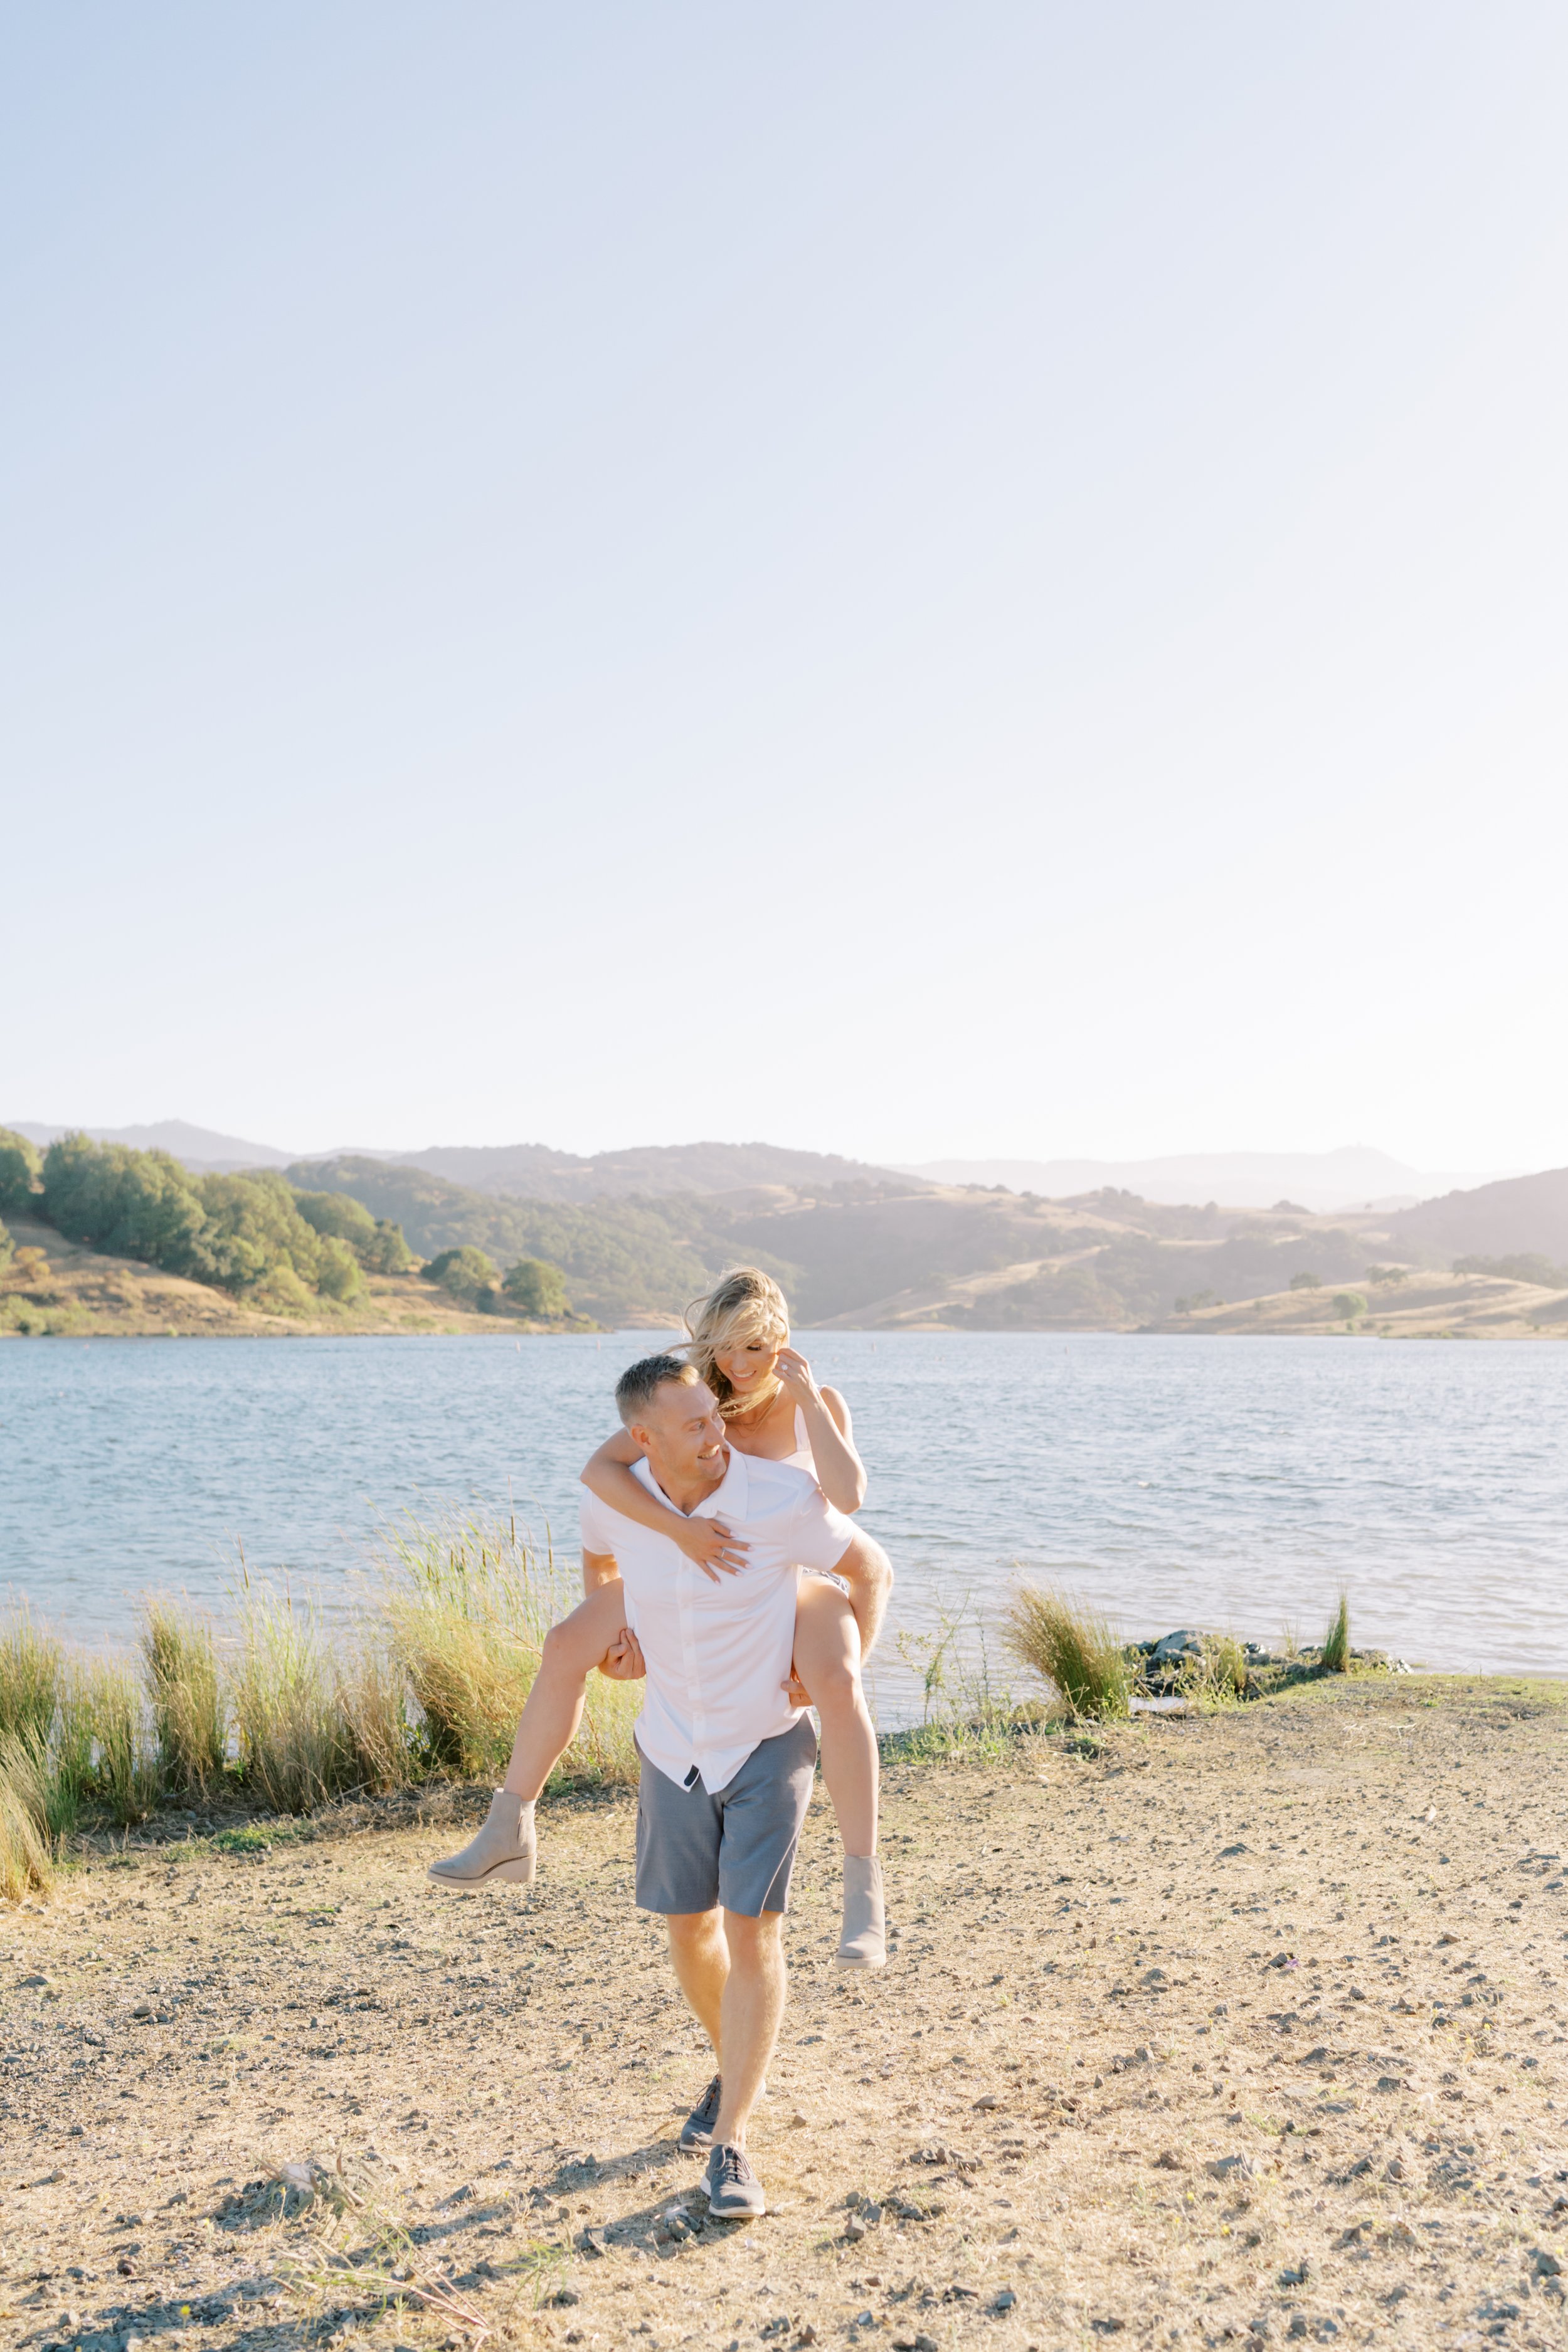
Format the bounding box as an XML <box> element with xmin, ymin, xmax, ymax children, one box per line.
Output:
<box><xmin>0</xmin><ymin>1130</ymin><xmax>578</xmax><ymax>1323</ymax></box>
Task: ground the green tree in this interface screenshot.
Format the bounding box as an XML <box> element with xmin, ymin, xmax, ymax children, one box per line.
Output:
<box><xmin>1288</xmin><ymin>1271</ymin><xmax>1322</xmax><ymax>1290</ymax></box>
<box><xmin>423</xmin><ymin>1246</ymin><xmax>499</xmax><ymax>1306</ymax></box>
<box><xmin>1332</xmin><ymin>1290</ymin><xmax>1368</xmax><ymax>1321</ymax></box>
<box><xmin>0</xmin><ymin>1129</ymin><xmax>42</xmax><ymax>1219</ymax></box>
<box><xmin>502</xmin><ymin>1257</ymin><xmax>571</xmax><ymax>1319</ymax></box>
<box><xmin>293</xmin><ymin>1189</ymin><xmax>411</xmax><ymax>1273</ymax></box>
<box><xmin>0</xmin><ymin>1217</ymin><xmax>12</xmax><ymax>1271</ymax></box>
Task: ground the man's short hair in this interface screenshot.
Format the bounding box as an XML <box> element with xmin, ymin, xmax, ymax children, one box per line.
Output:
<box><xmin>615</xmin><ymin>1353</ymin><xmax>701</xmax><ymax>1427</ymax></box>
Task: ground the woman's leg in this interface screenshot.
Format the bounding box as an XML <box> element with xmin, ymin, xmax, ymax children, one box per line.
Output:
<box><xmin>502</xmin><ymin>1580</ymin><xmax>630</xmax><ymax>1801</ymax></box>
<box><xmin>428</xmin><ymin>1581</ymin><xmax>629</xmax><ymax>1888</ymax></box>
<box><xmin>792</xmin><ymin>1578</ymin><xmax>884</xmax><ymax>1966</ymax></box>
<box><xmin>792</xmin><ymin>1577</ymin><xmax>877</xmax><ymax>1854</ymax></box>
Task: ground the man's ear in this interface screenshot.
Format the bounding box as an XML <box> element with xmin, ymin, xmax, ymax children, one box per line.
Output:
<box><xmin>624</xmin><ymin>1417</ymin><xmax>654</xmax><ymax>1455</ymax></box>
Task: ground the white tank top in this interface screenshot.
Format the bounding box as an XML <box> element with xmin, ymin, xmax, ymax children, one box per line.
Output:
<box><xmin>785</xmin><ymin>1406</ymin><xmax>813</xmax><ymax>1473</ymax></box>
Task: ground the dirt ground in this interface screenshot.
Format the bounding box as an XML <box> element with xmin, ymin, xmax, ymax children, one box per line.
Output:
<box><xmin>3</xmin><ymin>1676</ymin><xmax>1567</xmax><ymax>2352</ymax></box>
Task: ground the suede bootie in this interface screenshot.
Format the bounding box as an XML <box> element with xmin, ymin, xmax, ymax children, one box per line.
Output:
<box><xmin>835</xmin><ymin>1853</ymin><xmax>886</xmax><ymax>1968</ymax></box>
<box><xmin>427</xmin><ymin>1791</ymin><xmax>536</xmax><ymax>1889</ymax></box>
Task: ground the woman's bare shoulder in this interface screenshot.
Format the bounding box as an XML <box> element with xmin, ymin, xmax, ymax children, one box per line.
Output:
<box><xmin>818</xmin><ymin>1383</ymin><xmax>852</xmax><ymax>1433</ymax></box>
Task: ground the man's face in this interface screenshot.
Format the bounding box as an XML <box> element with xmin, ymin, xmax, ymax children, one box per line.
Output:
<box><xmin>631</xmin><ymin>1376</ymin><xmax>728</xmax><ymax>1486</ymax></box>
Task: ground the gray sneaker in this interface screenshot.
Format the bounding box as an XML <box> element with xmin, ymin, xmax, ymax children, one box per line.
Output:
<box><xmin>705</xmin><ymin>2141</ymin><xmax>765</xmax><ymax>2220</ymax></box>
<box><xmin>679</xmin><ymin>2073</ymin><xmax>722</xmax><ymax>2153</ymax></box>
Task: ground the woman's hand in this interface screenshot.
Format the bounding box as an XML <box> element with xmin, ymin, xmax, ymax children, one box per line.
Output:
<box><xmin>782</xmin><ymin>1656</ymin><xmax>812</xmax><ymax>1706</ymax></box>
<box><xmin>772</xmin><ymin>1345</ymin><xmax>822</xmax><ymax>1406</ymax></box>
<box><xmin>672</xmin><ymin>1514</ymin><xmax>750</xmax><ymax>1582</ymax></box>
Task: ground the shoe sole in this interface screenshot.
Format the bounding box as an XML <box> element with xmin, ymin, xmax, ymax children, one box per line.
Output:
<box><xmin>834</xmin><ymin>1946</ymin><xmax>886</xmax><ymax>1969</ymax></box>
<box><xmin>426</xmin><ymin>1856</ymin><xmax>534</xmax><ymax>1888</ymax></box>
<box><xmin>707</xmin><ymin>2196</ymin><xmax>766</xmax><ymax>2219</ymax></box>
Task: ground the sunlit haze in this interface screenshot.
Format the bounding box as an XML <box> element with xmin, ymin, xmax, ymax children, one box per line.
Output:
<box><xmin>4</xmin><ymin>5</ymin><xmax>1565</xmax><ymax>1170</ymax></box>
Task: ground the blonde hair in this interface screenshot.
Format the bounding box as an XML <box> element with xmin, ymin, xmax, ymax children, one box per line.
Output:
<box><xmin>684</xmin><ymin>1266</ymin><xmax>790</xmax><ymax>1420</ymax></box>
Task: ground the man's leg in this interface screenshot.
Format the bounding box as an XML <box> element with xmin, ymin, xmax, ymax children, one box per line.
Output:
<box><xmin>666</xmin><ymin>1907</ymin><xmax>728</xmax><ymax>2051</ymax></box>
<box><xmin>711</xmin><ymin>1909</ymin><xmax>787</xmax><ymax>2148</ymax></box>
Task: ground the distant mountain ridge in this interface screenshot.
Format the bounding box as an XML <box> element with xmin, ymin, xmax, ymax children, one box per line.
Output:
<box><xmin>899</xmin><ymin>1147</ymin><xmax>1513</xmax><ymax>1213</ymax></box>
<box><xmin>8</xmin><ymin>1123</ymin><xmax>915</xmax><ymax>1199</ymax></box>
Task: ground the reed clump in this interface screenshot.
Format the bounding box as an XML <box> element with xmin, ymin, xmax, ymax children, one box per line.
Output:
<box><xmin>140</xmin><ymin>1601</ymin><xmax>225</xmax><ymax>1793</ymax></box>
<box><xmin>1321</xmin><ymin>1591</ymin><xmax>1351</xmax><ymax>1675</ymax></box>
<box><xmin>1002</xmin><ymin>1584</ymin><xmax>1131</xmax><ymax>1722</ymax></box>
<box><xmin>376</xmin><ymin>1512</ymin><xmax>637</xmax><ymax>1789</ymax></box>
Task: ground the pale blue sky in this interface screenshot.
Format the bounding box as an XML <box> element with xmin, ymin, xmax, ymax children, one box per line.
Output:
<box><xmin>4</xmin><ymin>4</ymin><xmax>1566</xmax><ymax>1168</ymax></box>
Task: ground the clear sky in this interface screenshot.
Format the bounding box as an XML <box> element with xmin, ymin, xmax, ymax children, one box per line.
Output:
<box><xmin>4</xmin><ymin>4</ymin><xmax>1566</xmax><ymax>1168</ymax></box>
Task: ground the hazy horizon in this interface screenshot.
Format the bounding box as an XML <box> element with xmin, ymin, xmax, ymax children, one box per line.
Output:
<box><xmin>4</xmin><ymin>6</ymin><xmax>1566</xmax><ymax>1172</ymax></box>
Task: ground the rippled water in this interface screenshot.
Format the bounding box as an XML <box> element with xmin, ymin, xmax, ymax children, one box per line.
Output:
<box><xmin>1</xmin><ymin>1332</ymin><xmax>1564</xmax><ymax>1722</ymax></box>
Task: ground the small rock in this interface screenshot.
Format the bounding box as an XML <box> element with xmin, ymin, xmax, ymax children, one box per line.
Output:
<box><xmin>549</xmin><ymin>2287</ymin><xmax>581</xmax><ymax>2307</ymax></box>
<box><xmin>790</xmin><ymin>2111</ymin><xmax>810</xmax><ymax>2128</ymax></box>
<box><xmin>19</xmin><ymin>1973</ymin><xmax>51</xmax><ymax>1988</ymax></box>
<box><xmin>973</xmin><ymin>2094</ymin><xmax>999</xmax><ymax>2111</ymax></box>
<box><xmin>990</xmin><ymin>2289</ymin><xmax>1017</xmax><ymax>2313</ymax></box>
<box><xmin>844</xmin><ymin>2218</ymin><xmax>866</xmax><ymax>2242</ymax></box>
<box><xmin>1533</xmin><ymin>2249</ymin><xmax>1564</xmax><ymax>2279</ymax></box>
<box><xmin>1153</xmin><ymin>2150</ymin><xmax>1187</xmax><ymax>2171</ymax></box>
<box><xmin>1219</xmin><ymin>1844</ymin><xmax>1250</xmax><ymax>1859</ymax></box>
<box><xmin>1205</xmin><ymin>2154</ymin><xmax>1258</xmax><ymax>2182</ymax></box>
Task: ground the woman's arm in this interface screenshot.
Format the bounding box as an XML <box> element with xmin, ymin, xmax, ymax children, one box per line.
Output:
<box><xmin>580</xmin><ymin>1431</ymin><xmax>749</xmax><ymax>1580</ymax></box>
<box><xmin>773</xmin><ymin>1350</ymin><xmax>867</xmax><ymax>1512</ymax></box>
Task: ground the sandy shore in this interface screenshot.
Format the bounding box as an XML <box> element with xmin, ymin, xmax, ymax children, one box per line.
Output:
<box><xmin>3</xmin><ymin>1676</ymin><xmax>1567</xmax><ymax>2352</ymax></box>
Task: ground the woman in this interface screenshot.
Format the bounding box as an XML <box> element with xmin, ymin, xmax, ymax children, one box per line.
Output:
<box><xmin>429</xmin><ymin>1268</ymin><xmax>886</xmax><ymax>1969</ymax></box>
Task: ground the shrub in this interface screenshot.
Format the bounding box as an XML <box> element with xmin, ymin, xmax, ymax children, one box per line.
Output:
<box><xmin>1363</xmin><ymin>1265</ymin><xmax>1408</xmax><ymax>1285</ymax></box>
<box><xmin>140</xmin><ymin>1602</ymin><xmax>226</xmax><ymax>1793</ymax></box>
<box><xmin>1333</xmin><ymin>1291</ymin><xmax>1368</xmax><ymax>1320</ymax></box>
<box><xmin>1002</xmin><ymin>1584</ymin><xmax>1130</xmax><ymax>1722</ymax></box>
<box><xmin>0</xmin><ymin>1128</ymin><xmax>42</xmax><ymax>1219</ymax></box>
<box><xmin>1321</xmin><ymin>1591</ymin><xmax>1350</xmax><ymax>1675</ymax></box>
<box><xmin>1288</xmin><ymin>1271</ymin><xmax>1322</xmax><ymax>1290</ymax></box>
<box><xmin>423</xmin><ymin>1246</ymin><xmax>499</xmax><ymax>1307</ymax></box>
<box><xmin>502</xmin><ymin>1258</ymin><xmax>571</xmax><ymax>1318</ymax></box>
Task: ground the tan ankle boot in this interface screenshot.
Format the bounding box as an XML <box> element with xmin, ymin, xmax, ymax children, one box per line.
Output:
<box><xmin>427</xmin><ymin>1791</ymin><xmax>536</xmax><ymax>1888</ymax></box>
<box><xmin>835</xmin><ymin>1854</ymin><xmax>886</xmax><ymax>1968</ymax></box>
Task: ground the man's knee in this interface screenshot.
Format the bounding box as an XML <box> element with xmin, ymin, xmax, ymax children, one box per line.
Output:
<box><xmin>723</xmin><ymin>1907</ymin><xmax>783</xmax><ymax>1960</ymax></box>
<box><xmin>666</xmin><ymin>1907</ymin><xmax>722</xmax><ymax>1954</ymax></box>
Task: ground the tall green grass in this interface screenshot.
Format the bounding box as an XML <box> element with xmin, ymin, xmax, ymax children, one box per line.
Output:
<box><xmin>377</xmin><ymin>1512</ymin><xmax>638</xmax><ymax>1789</ymax></box>
<box><xmin>0</xmin><ymin>1503</ymin><xmax>652</xmax><ymax>1898</ymax></box>
<box><xmin>1321</xmin><ymin>1591</ymin><xmax>1351</xmax><ymax>1675</ymax></box>
<box><xmin>1002</xmin><ymin>1583</ymin><xmax>1131</xmax><ymax>1722</ymax></box>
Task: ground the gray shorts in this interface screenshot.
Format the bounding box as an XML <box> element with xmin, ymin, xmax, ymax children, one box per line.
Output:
<box><xmin>634</xmin><ymin>1715</ymin><xmax>818</xmax><ymax>1920</ymax></box>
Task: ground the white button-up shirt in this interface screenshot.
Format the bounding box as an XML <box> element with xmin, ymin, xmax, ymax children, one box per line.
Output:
<box><xmin>578</xmin><ymin>1444</ymin><xmax>856</xmax><ymax>1794</ymax></box>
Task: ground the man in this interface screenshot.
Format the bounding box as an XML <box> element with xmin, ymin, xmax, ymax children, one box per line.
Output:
<box><xmin>579</xmin><ymin>1352</ymin><xmax>893</xmax><ymax>2220</ymax></box>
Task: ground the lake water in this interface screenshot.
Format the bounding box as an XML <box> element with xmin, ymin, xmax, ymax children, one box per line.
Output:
<box><xmin>1</xmin><ymin>1332</ymin><xmax>1565</xmax><ymax>1724</ymax></box>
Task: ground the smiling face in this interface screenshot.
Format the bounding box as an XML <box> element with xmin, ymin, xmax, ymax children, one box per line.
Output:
<box><xmin>629</xmin><ymin>1374</ymin><xmax>728</xmax><ymax>1493</ymax></box>
<box><xmin>711</xmin><ymin>1330</ymin><xmax>785</xmax><ymax>1399</ymax></box>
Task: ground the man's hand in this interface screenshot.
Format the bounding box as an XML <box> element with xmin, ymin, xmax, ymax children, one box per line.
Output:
<box><xmin>598</xmin><ymin>1626</ymin><xmax>646</xmax><ymax>1682</ymax></box>
<box><xmin>672</xmin><ymin>1514</ymin><xmax>750</xmax><ymax>1582</ymax></box>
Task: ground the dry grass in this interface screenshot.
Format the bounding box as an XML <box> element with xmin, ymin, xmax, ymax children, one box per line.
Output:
<box><xmin>0</xmin><ymin>1736</ymin><xmax>55</xmax><ymax>1897</ymax></box>
<box><xmin>1002</xmin><ymin>1582</ymin><xmax>1131</xmax><ymax>1720</ymax></box>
